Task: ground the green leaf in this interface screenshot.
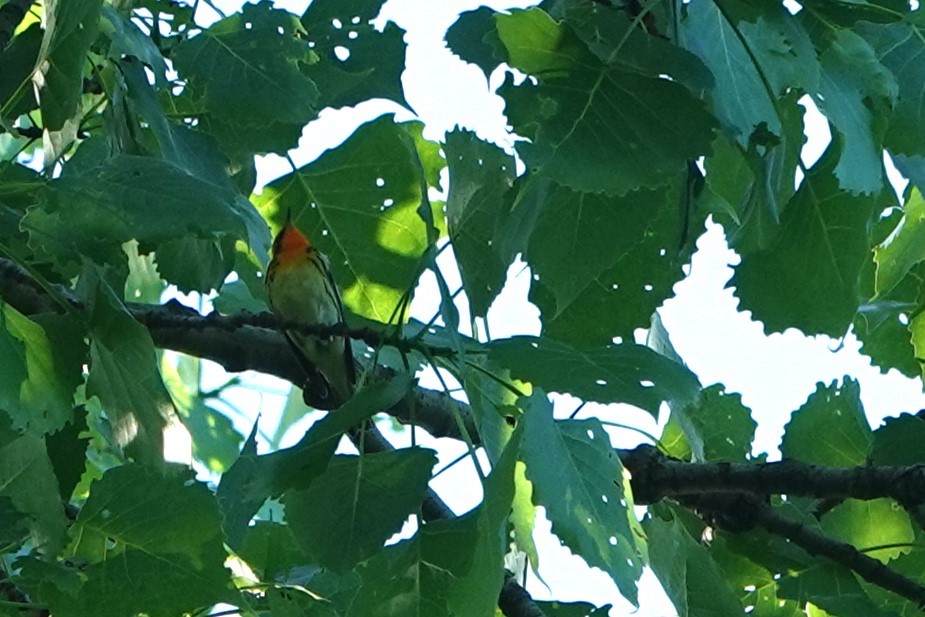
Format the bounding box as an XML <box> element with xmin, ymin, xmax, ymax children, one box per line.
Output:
<box><xmin>556</xmin><ymin>0</ymin><xmax>714</xmax><ymax>93</ymax></box>
<box><xmin>444</xmin><ymin>7</ymin><xmax>504</xmax><ymax>77</ymax></box>
<box><xmin>874</xmin><ymin>189</ymin><xmax>925</xmax><ymax>297</ymax></box>
<box><xmin>521</xmin><ymin>395</ymin><xmax>643</xmax><ymax>603</ymax></box>
<box><xmin>101</xmin><ymin>5</ymin><xmax>168</xmax><ymax>83</ymax></box>
<box><xmin>0</xmin><ymin>420</ymin><xmax>67</xmax><ymax>555</ymax></box>
<box><xmin>301</xmin><ymin>0</ymin><xmax>408</xmax><ymax>110</ymax></box>
<box><xmin>217</xmin><ymin>374</ymin><xmax>413</xmax><ymax>548</ymax></box>
<box><xmin>778</xmin><ymin>564</ymin><xmax>895</xmax><ymax>617</ymax></box>
<box><xmin>871</xmin><ymin>413</ymin><xmax>925</xmax><ymax>466</ymax></box>
<box><xmin>780</xmin><ymin>378</ymin><xmax>872</xmax><ymax>467</ymax></box>
<box><xmin>645</xmin><ymin>507</ymin><xmax>744</xmax><ymax>617</ymax></box>
<box><xmin>681</xmin><ymin>0</ymin><xmax>782</xmax><ymax>145</ymax></box>
<box><xmin>84</xmin><ymin>268</ymin><xmax>174</xmax><ymax>465</ymax></box>
<box><xmin>731</xmin><ymin>145</ymin><xmax>881</xmax><ymax>336</ymax></box>
<box><xmin>524</xmin><ymin>179</ymin><xmax>679</xmax><ymax>337</ymax></box>
<box><xmin>34</xmin><ymin>0</ymin><xmax>103</xmax><ymax>131</ymax></box>
<box><xmin>161</xmin><ymin>356</ymin><xmax>242</xmax><ymax>473</ymax></box>
<box><xmin>444</xmin><ymin>129</ymin><xmax>515</xmax><ymax>317</ymax></box>
<box><xmin>255</xmin><ymin>116</ymin><xmax>432</xmax><ymax>322</ymax></box>
<box><xmin>284</xmin><ymin>447</ymin><xmax>436</xmax><ymax>571</ymax></box>
<box><xmin>45</xmin><ymin>405</ymin><xmax>90</xmax><ymax>501</ymax></box>
<box><xmin>812</xmin><ymin>28</ymin><xmax>894</xmax><ymax>194</ymax></box>
<box><xmin>662</xmin><ymin>385</ymin><xmax>756</xmax><ymax>462</ymax></box>
<box><xmin>0</xmin><ymin>23</ymin><xmax>42</xmax><ymax>120</ymax></box>
<box><xmin>446</xmin><ymin>425</ymin><xmax>522</xmax><ymax>617</ymax></box>
<box><xmin>489</xmin><ymin>336</ymin><xmax>700</xmax><ymax>416</ymax></box>
<box><xmin>709</xmin><ymin>535</ymin><xmax>804</xmax><ymax>617</ymax></box>
<box><xmin>237</xmin><ymin>521</ymin><xmax>309</xmax><ymax>582</ymax></box>
<box><xmin>155</xmin><ymin>236</ymin><xmax>236</xmax><ymax>294</ymax></box>
<box><xmin>858</xmin><ymin>20</ymin><xmax>925</xmax><ymax>158</ymax></box>
<box><xmin>173</xmin><ymin>3</ymin><xmax>319</xmax><ymax>129</ymax></box>
<box><xmin>820</xmin><ymin>498</ymin><xmax>913</xmax><ymax>562</ymax></box>
<box><xmin>0</xmin><ymin>303</ymin><xmax>81</xmax><ymax>434</ymax></box>
<box><xmin>27</xmin><ymin>155</ymin><xmax>269</xmax><ymax>271</ymax></box>
<box><xmin>498</xmin><ymin>10</ymin><xmax>716</xmax><ymax>195</ymax></box>
<box><xmin>348</xmin><ymin>531</ymin><xmax>453</xmax><ymax>617</ymax></box>
<box><xmin>66</xmin><ymin>465</ymin><xmax>234</xmax><ymax>617</ymax></box>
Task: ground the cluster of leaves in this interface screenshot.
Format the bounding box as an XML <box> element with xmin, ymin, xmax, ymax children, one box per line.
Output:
<box><xmin>2</xmin><ymin>0</ymin><xmax>925</xmax><ymax>615</ymax></box>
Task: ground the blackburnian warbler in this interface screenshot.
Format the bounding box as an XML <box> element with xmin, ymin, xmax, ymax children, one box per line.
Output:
<box><xmin>266</xmin><ymin>213</ymin><xmax>355</xmax><ymax>408</ymax></box>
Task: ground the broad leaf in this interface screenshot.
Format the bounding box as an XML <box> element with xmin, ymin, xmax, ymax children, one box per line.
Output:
<box><xmin>490</xmin><ymin>336</ymin><xmax>700</xmax><ymax>416</ymax></box>
<box><xmin>780</xmin><ymin>378</ymin><xmax>871</xmax><ymax>467</ymax></box>
<box><xmin>645</xmin><ymin>508</ymin><xmax>744</xmax><ymax>617</ymax></box>
<box><xmin>521</xmin><ymin>395</ymin><xmax>643</xmax><ymax>603</ymax></box>
<box><xmin>0</xmin><ymin>304</ymin><xmax>79</xmax><ymax>433</ymax></box>
<box><xmin>525</xmin><ymin>179</ymin><xmax>687</xmax><ymax>344</ymax></box>
<box><xmin>444</xmin><ymin>129</ymin><xmax>515</xmax><ymax>317</ymax></box>
<box><xmin>731</xmin><ymin>145</ymin><xmax>882</xmax><ymax>336</ymax></box>
<box><xmin>173</xmin><ymin>3</ymin><xmax>318</xmax><ymax>129</ymax></box>
<box><xmin>820</xmin><ymin>498</ymin><xmax>913</xmax><ymax>562</ymax></box>
<box><xmin>27</xmin><ymin>155</ymin><xmax>269</xmax><ymax>272</ymax></box>
<box><xmin>874</xmin><ymin>189</ymin><xmax>925</xmax><ymax>297</ymax></box>
<box><xmin>217</xmin><ymin>374</ymin><xmax>413</xmax><ymax>548</ymax></box>
<box><xmin>662</xmin><ymin>385</ymin><xmax>756</xmax><ymax>462</ymax></box>
<box><xmin>255</xmin><ymin>116</ymin><xmax>433</xmax><ymax>322</ymax></box>
<box><xmin>871</xmin><ymin>413</ymin><xmax>925</xmax><ymax>466</ymax></box>
<box><xmin>779</xmin><ymin>564</ymin><xmax>895</xmax><ymax>617</ymax></box>
<box><xmin>301</xmin><ymin>0</ymin><xmax>408</xmax><ymax>110</ymax></box>
<box><xmin>284</xmin><ymin>447</ymin><xmax>436</xmax><ymax>571</ymax></box>
<box><xmin>34</xmin><ymin>0</ymin><xmax>103</xmax><ymax>131</ymax></box>
<box><xmin>0</xmin><ymin>419</ymin><xmax>67</xmax><ymax>555</ymax></box>
<box><xmin>84</xmin><ymin>269</ymin><xmax>173</xmax><ymax>466</ymax></box>
<box><xmin>66</xmin><ymin>465</ymin><xmax>234</xmax><ymax>617</ymax></box>
<box><xmin>681</xmin><ymin>0</ymin><xmax>782</xmax><ymax>145</ymax></box>
<box><xmin>497</xmin><ymin>8</ymin><xmax>716</xmax><ymax>196</ymax></box>
<box><xmin>812</xmin><ymin>27</ymin><xmax>894</xmax><ymax>194</ymax></box>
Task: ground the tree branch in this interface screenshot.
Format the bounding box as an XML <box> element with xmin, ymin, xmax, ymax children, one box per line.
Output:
<box><xmin>621</xmin><ymin>445</ymin><xmax>925</xmax><ymax>506</ymax></box>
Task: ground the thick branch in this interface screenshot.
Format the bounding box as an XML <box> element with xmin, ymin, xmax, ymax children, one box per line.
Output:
<box><xmin>0</xmin><ymin>257</ymin><xmax>477</xmax><ymax>437</ymax></box>
<box><xmin>621</xmin><ymin>445</ymin><xmax>925</xmax><ymax>505</ymax></box>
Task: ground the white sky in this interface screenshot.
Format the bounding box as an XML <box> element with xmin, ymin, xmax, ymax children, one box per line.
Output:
<box><xmin>166</xmin><ymin>1</ymin><xmax>925</xmax><ymax>615</ymax></box>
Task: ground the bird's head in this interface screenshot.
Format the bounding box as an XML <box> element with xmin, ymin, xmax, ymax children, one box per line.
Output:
<box><xmin>271</xmin><ymin>210</ymin><xmax>311</xmax><ymax>266</ymax></box>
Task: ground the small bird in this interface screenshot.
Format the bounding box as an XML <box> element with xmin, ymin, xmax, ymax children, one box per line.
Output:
<box><xmin>265</xmin><ymin>212</ymin><xmax>355</xmax><ymax>408</ymax></box>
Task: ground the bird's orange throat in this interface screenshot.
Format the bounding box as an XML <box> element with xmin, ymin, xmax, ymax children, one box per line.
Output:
<box><xmin>272</xmin><ymin>222</ymin><xmax>311</xmax><ymax>268</ymax></box>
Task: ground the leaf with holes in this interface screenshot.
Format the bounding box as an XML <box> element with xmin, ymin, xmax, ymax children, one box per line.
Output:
<box><xmin>489</xmin><ymin>336</ymin><xmax>700</xmax><ymax>417</ymax></box>
<box><xmin>255</xmin><ymin>115</ymin><xmax>434</xmax><ymax>322</ymax></box>
<box><xmin>301</xmin><ymin>0</ymin><xmax>408</xmax><ymax>110</ymax></box>
<box><xmin>523</xmin><ymin>179</ymin><xmax>676</xmax><ymax>338</ymax></box>
<box><xmin>444</xmin><ymin>129</ymin><xmax>515</xmax><ymax>317</ymax></box>
<box><xmin>283</xmin><ymin>448</ymin><xmax>436</xmax><ymax>571</ymax></box>
<box><xmin>780</xmin><ymin>378</ymin><xmax>872</xmax><ymax>467</ymax></box>
<box><xmin>173</xmin><ymin>3</ymin><xmax>318</xmax><ymax>128</ymax></box>
<box><xmin>66</xmin><ymin>465</ymin><xmax>234</xmax><ymax>617</ymax></box>
<box><xmin>661</xmin><ymin>385</ymin><xmax>756</xmax><ymax>462</ymax></box>
<box><xmin>521</xmin><ymin>395</ymin><xmax>643</xmax><ymax>603</ymax></box>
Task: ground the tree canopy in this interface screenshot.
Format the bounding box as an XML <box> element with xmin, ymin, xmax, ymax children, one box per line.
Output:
<box><xmin>2</xmin><ymin>0</ymin><xmax>925</xmax><ymax>615</ymax></box>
